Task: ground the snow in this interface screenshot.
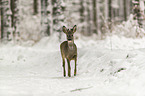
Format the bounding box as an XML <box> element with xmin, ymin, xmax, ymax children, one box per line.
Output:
<box><xmin>1</xmin><ymin>34</ymin><xmax>145</xmax><ymax>96</ymax></box>
<box><xmin>18</xmin><ymin>0</ymin><xmax>42</xmax><ymax>42</ymax></box>
<box><xmin>1</xmin><ymin>0</ymin><xmax>145</xmax><ymax>95</ymax></box>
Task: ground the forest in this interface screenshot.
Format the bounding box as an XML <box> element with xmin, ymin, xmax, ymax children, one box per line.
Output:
<box><xmin>0</xmin><ymin>0</ymin><xmax>145</xmax><ymax>43</ymax></box>
<box><xmin>0</xmin><ymin>0</ymin><xmax>145</xmax><ymax>96</ymax></box>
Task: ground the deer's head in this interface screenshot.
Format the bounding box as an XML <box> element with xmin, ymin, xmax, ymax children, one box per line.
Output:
<box><xmin>62</xmin><ymin>25</ymin><xmax>77</xmax><ymax>42</ymax></box>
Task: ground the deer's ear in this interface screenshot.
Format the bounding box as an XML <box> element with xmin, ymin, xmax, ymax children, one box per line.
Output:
<box><xmin>62</xmin><ymin>26</ymin><xmax>67</xmax><ymax>33</ymax></box>
<box><xmin>73</xmin><ymin>25</ymin><xmax>77</xmax><ymax>33</ymax></box>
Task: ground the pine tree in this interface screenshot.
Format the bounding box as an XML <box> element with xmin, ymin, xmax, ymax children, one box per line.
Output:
<box><xmin>52</xmin><ymin>0</ymin><xmax>65</xmax><ymax>41</ymax></box>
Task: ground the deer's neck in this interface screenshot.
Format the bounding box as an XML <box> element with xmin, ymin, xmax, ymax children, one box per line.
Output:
<box><xmin>67</xmin><ymin>41</ymin><xmax>74</xmax><ymax>50</ymax></box>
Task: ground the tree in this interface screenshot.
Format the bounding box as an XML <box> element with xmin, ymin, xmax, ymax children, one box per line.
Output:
<box><xmin>1</xmin><ymin>0</ymin><xmax>12</xmax><ymax>41</ymax></box>
<box><xmin>80</xmin><ymin>0</ymin><xmax>85</xmax><ymax>34</ymax></box>
<box><xmin>79</xmin><ymin>0</ymin><xmax>92</xmax><ymax>36</ymax></box>
<box><xmin>41</xmin><ymin>0</ymin><xmax>52</xmax><ymax>36</ymax></box>
<box><xmin>33</xmin><ymin>0</ymin><xmax>38</xmax><ymax>15</ymax></box>
<box><xmin>86</xmin><ymin>0</ymin><xmax>92</xmax><ymax>36</ymax></box>
<box><xmin>133</xmin><ymin>0</ymin><xmax>144</xmax><ymax>27</ymax></box>
<box><xmin>52</xmin><ymin>0</ymin><xmax>65</xmax><ymax>41</ymax></box>
<box><xmin>108</xmin><ymin>0</ymin><xmax>112</xmax><ymax>22</ymax></box>
<box><xmin>0</xmin><ymin>0</ymin><xmax>3</xmax><ymax>40</ymax></box>
<box><xmin>139</xmin><ymin>0</ymin><xmax>144</xmax><ymax>15</ymax></box>
<box><xmin>123</xmin><ymin>0</ymin><xmax>127</xmax><ymax>21</ymax></box>
<box><xmin>92</xmin><ymin>0</ymin><xmax>98</xmax><ymax>34</ymax></box>
<box><xmin>10</xmin><ymin>0</ymin><xmax>19</xmax><ymax>41</ymax></box>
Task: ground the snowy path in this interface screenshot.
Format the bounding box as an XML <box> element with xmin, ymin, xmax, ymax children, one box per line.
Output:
<box><xmin>0</xmin><ymin>44</ymin><xmax>145</xmax><ymax>96</ymax></box>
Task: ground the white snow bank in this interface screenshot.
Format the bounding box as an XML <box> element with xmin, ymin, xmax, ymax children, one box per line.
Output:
<box><xmin>104</xmin><ymin>35</ymin><xmax>145</xmax><ymax>50</ymax></box>
<box><xmin>0</xmin><ymin>43</ymin><xmax>145</xmax><ymax>96</ymax></box>
<box><xmin>0</xmin><ymin>34</ymin><xmax>145</xmax><ymax>96</ymax></box>
<box><xmin>33</xmin><ymin>33</ymin><xmax>145</xmax><ymax>51</ymax></box>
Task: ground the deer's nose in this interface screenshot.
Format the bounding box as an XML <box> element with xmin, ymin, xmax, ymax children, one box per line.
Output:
<box><xmin>68</xmin><ymin>38</ymin><xmax>72</xmax><ymax>41</ymax></box>
<box><xmin>68</xmin><ymin>37</ymin><xmax>72</xmax><ymax>41</ymax></box>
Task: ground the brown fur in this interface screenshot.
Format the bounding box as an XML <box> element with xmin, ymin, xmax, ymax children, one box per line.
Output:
<box><xmin>60</xmin><ymin>25</ymin><xmax>77</xmax><ymax>77</ymax></box>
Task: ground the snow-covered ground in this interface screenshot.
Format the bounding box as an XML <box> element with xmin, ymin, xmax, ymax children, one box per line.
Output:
<box><xmin>0</xmin><ymin>35</ymin><xmax>145</xmax><ymax>96</ymax></box>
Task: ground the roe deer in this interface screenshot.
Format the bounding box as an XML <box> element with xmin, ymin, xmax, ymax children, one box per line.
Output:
<box><xmin>60</xmin><ymin>25</ymin><xmax>77</xmax><ymax>77</ymax></box>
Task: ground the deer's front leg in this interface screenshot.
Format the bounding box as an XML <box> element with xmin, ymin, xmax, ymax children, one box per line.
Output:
<box><xmin>62</xmin><ymin>58</ymin><xmax>66</xmax><ymax>77</ymax></box>
<box><xmin>67</xmin><ymin>59</ymin><xmax>71</xmax><ymax>77</ymax></box>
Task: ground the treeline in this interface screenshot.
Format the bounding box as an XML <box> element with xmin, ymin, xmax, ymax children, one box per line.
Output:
<box><xmin>0</xmin><ymin>0</ymin><xmax>145</xmax><ymax>42</ymax></box>
<box><xmin>0</xmin><ymin>0</ymin><xmax>19</xmax><ymax>41</ymax></box>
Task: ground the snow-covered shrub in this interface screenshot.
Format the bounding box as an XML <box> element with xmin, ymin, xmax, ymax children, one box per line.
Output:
<box><xmin>112</xmin><ymin>14</ymin><xmax>145</xmax><ymax>38</ymax></box>
<box><xmin>18</xmin><ymin>0</ymin><xmax>43</xmax><ymax>43</ymax></box>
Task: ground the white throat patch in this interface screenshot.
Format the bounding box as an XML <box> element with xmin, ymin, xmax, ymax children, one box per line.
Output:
<box><xmin>68</xmin><ymin>41</ymin><xmax>74</xmax><ymax>50</ymax></box>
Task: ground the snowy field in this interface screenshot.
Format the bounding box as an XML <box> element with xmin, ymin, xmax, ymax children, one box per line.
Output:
<box><xmin>1</xmin><ymin>35</ymin><xmax>145</xmax><ymax>96</ymax></box>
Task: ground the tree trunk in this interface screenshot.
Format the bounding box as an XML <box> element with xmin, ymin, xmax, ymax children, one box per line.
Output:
<box><xmin>10</xmin><ymin>0</ymin><xmax>19</xmax><ymax>41</ymax></box>
<box><xmin>83</xmin><ymin>0</ymin><xmax>91</xmax><ymax>36</ymax></box>
<box><xmin>104</xmin><ymin>0</ymin><xmax>108</xmax><ymax>20</ymax></box>
<box><xmin>108</xmin><ymin>0</ymin><xmax>112</xmax><ymax>22</ymax></box>
<box><xmin>123</xmin><ymin>0</ymin><xmax>127</xmax><ymax>21</ymax></box>
<box><xmin>140</xmin><ymin>0</ymin><xmax>144</xmax><ymax>14</ymax></box>
<box><xmin>33</xmin><ymin>0</ymin><xmax>38</xmax><ymax>15</ymax></box>
<box><xmin>92</xmin><ymin>0</ymin><xmax>98</xmax><ymax>34</ymax></box>
<box><xmin>80</xmin><ymin>0</ymin><xmax>85</xmax><ymax>34</ymax></box>
<box><xmin>0</xmin><ymin>0</ymin><xmax>4</xmax><ymax>40</ymax></box>
<box><xmin>86</xmin><ymin>0</ymin><xmax>92</xmax><ymax>36</ymax></box>
<box><xmin>126</xmin><ymin>0</ymin><xmax>131</xmax><ymax>17</ymax></box>
<box><xmin>1</xmin><ymin>0</ymin><xmax>12</xmax><ymax>41</ymax></box>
